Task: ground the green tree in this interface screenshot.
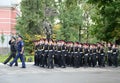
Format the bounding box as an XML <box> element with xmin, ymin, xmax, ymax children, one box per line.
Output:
<box><xmin>87</xmin><ymin>0</ymin><xmax>120</xmax><ymax>42</ymax></box>
<box><xmin>55</xmin><ymin>0</ymin><xmax>83</xmax><ymax>42</ymax></box>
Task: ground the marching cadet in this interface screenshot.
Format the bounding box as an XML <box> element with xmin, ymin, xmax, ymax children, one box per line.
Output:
<box><xmin>78</xmin><ymin>43</ymin><xmax>83</xmax><ymax>66</ymax></box>
<box><xmin>61</xmin><ymin>40</ymin><xmax>66</xmax><ymax>68</ymax></box>
<box><xmin>66</xmin><ymin>42</ymin><xmax>70</xmax><ymax>66</ymax></box>
<box><xmin>96</xmin><ymin>42</ymin><xmax>101</xmax><ymax>67</ymax></box>
<box><xmin>89</xmin><ymin>44</ymin><xmax>93</xmax><ymax>67</ymax></box>
<box><xmin>37</xmin><ymin>39</ymin><xmax>44</xmax><ymax>66</ymax></box>
<box><xmin>69</xmin><ymin>42</ymin><xmax>74</xmax><ymax>66</ymax></box>
<box><xmin>92</xmin><ymin>44</ymin><xmax>97</xmax><ymax>67</ymax></box>
<box><xmin>83</xmin><ymin>43</ymin><xmax>89</xmax><ymax>67</ymax></box>
<box><xmin>47</xmin><ymin>39</ymin><xmax>54</xmax><ymax>68</ymax></box>
<box><xmin>73</xmin><ymin>42</ymin><xmax>79</xmax><ymax>68</ymax></box>
<box><xmin>42</xmin><ymin>39</ymin><xmax>49</xmax><ymax>67</ymax></box>
<box><xmin>99</xmin><ymin>44</ymin><xmax>105</xmax><ymax>67</ymax></box>
<box><xmin>53</xmin><ymin>41</ymin><xmax>57</xmax><ymax>66</ymax></box>
<box><xmin>34</xmin><ymin>40</ymin><xmax>39</xmax><ymax>66</ymax></box>
<box><xmin>112</xmin><ymin>44</ymin><xmax>118</xmax><ymax>67</ymax></box>
<box><xmin>107</xmin><ymin>43</ymin><xmax>112</xmax><ymax>66</ymax></box>
<box><xmin>56</xmin><ymin>40</ymin><xmax>62</xmax><ymax>67</ymax></box>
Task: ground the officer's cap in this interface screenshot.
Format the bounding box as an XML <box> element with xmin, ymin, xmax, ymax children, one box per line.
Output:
<box><xmin>18</xmin><ymin>35</ymin><xmax>23</xmax><ymax>39</ymax></box>
<box><xmin>11</xmin><ymin>36</ymin><xmax>16</xmax><ymax>40</ymax></box>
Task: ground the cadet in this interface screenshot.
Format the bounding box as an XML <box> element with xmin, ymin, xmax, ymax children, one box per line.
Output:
<box><xmin>92</xmin><ymin>44</ymin><xmax>97</xmax><ymax>67</ymax></box>
<box><xmin>96</xmin><ymin>42</ymin><xmax>101</xmax><ymax>67</ymax></box>
<box><xmin>73</xmin><ymin>42</ymin><xmax>79</xmax><ymax>68</ymax></box>
<box><xmin>53</xmin><ymin>41</ymin><xmax>57</xmax><ymax>66</ymax></box>
<box><xmin>112</xmin><ymin>44</ymin><xmax>118</xmax><ymax>67</ymax></box>
<box><xmin>78</xmin><ymin>43</ymin><xmax>83</xmax><ymax>66</ymax></box>
<box><xmin>66</xmin><ymin>42</ymin><xmax>70</xmax><ymax>66</ymax></box>
<box><xmin>99</xmin><ymin>44</ymin><xmax>105</xmax><ymax>67</ymax></box>
<box><xmin>89</xmin><ymin>44</ymin><xmax>93</xmax><ymax>67</ymax></box>
<box><xmin>37</xmin><ymin>39</ymin><xmax>44</xmax><ymax>66</ymax></box>
<box><xmin>34</xmin><ymin>40</ymin><xmax>39</xmax><ymax>66</ymax></box>
<box><xmin>69</xmin><ymin>42</ymin><xmax>74</xmax><ymax>66</ymax></box>
<box><xmin>42</xmin><ymin>39</ymin><xmax>49</xmax><ymax>67</ymax></box>
<box><xmin>83</xmin><ymin>43</ymin><xmax>89</xmax><ymax>67</ymax></box>
<box><xmin>47</xmin><ymin>39</ymin><xmax>54</xmax><ymax>68</ymax></box>
<box><xmin>107</xmin><ymin>43</ymin><xmax>112</xmax><ymax>66</ymax></box>
<box><xmin>61</xmin><ymin>40</ymin><xmax>66</xmax><ymax>68</ymax></box>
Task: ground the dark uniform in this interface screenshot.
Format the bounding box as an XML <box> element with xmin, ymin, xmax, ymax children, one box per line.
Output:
<box><xmin>73</xmin><ymin>44</ymin><xmax>79</xmax><ymax>68</ymax></box>
<box><xmin>47</xmin><ymin>44</ymin><xmax>54</xmax><ymax>68</ymax></box>
<box><xmin>70</xmin><ymin>45</ymin><xmax>74</xmax><ymax>66</ymax></box>
<box><xmin>112</xmin><ymin>45</ymin><xmax>118</xmax><ymax>67</ymax></box>
<box><xmin>61</xmin><ymin>44</ymin><xmax>66</xmax><ymax>68</ymax></box>
<box><xmin>78</xmin><ymin>44</ymin><xmax>83</xmax><ymax>66</ymax></box>
<box><xmin>56</xmin><ymin>44</ymin><xmax>62</xmax><ymax>67</ymax></box>
<box><xmin>89</xmin><ymin>47</ymin><xmax>93</xmax><ymax>67</ymax></box>
<box><xmin>34</xmin><ymin>43</ymin><xmax>39</xmax><ymax>66</ymax></box>
<box><xmin>107</xmin><ymin>46</ymin><xmax>112</xmax><ymax>66</ymax></box>
<box><xmin>37</xmin><ymin>43</ymin><xmax>44</xmax><ymax>66</ymax></box>
<box><xmin>42</xmin><ymin>43</ymin><xmax>49</xmax><ymax>67</ymax></box>
<box><xmin>66</xmin><ymin>43</ymin><xmax>71</xmax><ymax>66</ymax></box>
<box><xmin>99</xmin><ymin>47</ymin><xmax>105</xmax><ymax>67</ymax></box>
<box><xmin>97</xmin><ymin>46</ymin><xmax>101</xmax><ymax>67</ymax></box>
<box><xmin>84</xmin><ymin>45</ymin><xmax>89</xmax><ymax>66</ymax></box>
<box><xmin>92</xmin><ymin>46</ymin><xmax>97</xmax><ymax>67</ymax></box>
<box><xmin>3</xmin><ymin>38</ymin><xmax>18</xmax><ymax>66</ymax></box>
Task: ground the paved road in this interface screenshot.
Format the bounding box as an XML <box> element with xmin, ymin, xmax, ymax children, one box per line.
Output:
<box><xmin>0</xmin><ymin>63</ymin><xmax>120</xmax><ymax>83</ymax></box>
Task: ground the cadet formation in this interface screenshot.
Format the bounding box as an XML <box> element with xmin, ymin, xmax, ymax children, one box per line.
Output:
<box><xmin>34</xmin><ymin>39</ymin><xmax>119</xmax><ymax>69</ymax></box>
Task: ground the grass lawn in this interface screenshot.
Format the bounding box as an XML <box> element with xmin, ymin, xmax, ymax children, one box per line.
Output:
<box><xmin>0</xmin><ymin>54</ymin><xmax>34</xmax><ymax>63</ymax></box>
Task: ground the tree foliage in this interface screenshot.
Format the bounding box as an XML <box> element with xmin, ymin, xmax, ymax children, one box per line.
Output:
<box><xmin>55</xmin><ymin>0</ymin><xmax>83</xmax><ymax>42</ymax></box>
<box><xmin>87</xmin><ymin>0</ymin><xmax>120</xmax><ymax>42</ymax></box>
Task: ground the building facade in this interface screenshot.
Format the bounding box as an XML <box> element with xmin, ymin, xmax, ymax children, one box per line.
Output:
<box><xmin>0</xmin><ymin>0</ymin><xmax>19</xmax><ymax>54</ymax></box>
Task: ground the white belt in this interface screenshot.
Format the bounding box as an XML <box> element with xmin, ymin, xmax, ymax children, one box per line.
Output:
<box><xmin>101</xmin><ymin>53</ymin><xmax>104</xmax><ymax>55</ymax></box>
<box><xmin>85</xmin><ymin>54</ymin><xmax>88</xmax><ymax>56</ymax></box>
<box><xmin>113</xmin><ymin>52</ymin><xmax>117</xmax><ymax>54</ymax></box>
<box><xmin>108</xmin><ymin>51</ymin><xmax>112</xmax><ymax>53</ymax></box>
<box><xmin>38</xmin><ymin>50</ymin><xmax>42</xmax><ymax>51</ymax></box>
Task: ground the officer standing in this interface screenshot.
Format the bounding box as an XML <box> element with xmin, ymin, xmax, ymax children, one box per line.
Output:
<box><xmin>9</xmin><ymin>35</ymin><xmax>26</xmax><ymax>68</ymax></box>
<box><xmin>3</xmin><ymin>36</ymin><xmax>18</xmax><ymax>66</ymax></box>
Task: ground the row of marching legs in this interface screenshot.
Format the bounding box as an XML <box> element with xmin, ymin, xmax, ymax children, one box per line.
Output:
<box><xmin>34</xmin><ymin>51</ymin><xmax>118</xmax><ymax>69</ymax></box>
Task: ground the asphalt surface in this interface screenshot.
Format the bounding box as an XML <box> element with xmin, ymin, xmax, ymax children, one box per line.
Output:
<box><xmin>0</xmin><ymin>63</ymin><xmax>120</xmax><ymax>83</ymax></box>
